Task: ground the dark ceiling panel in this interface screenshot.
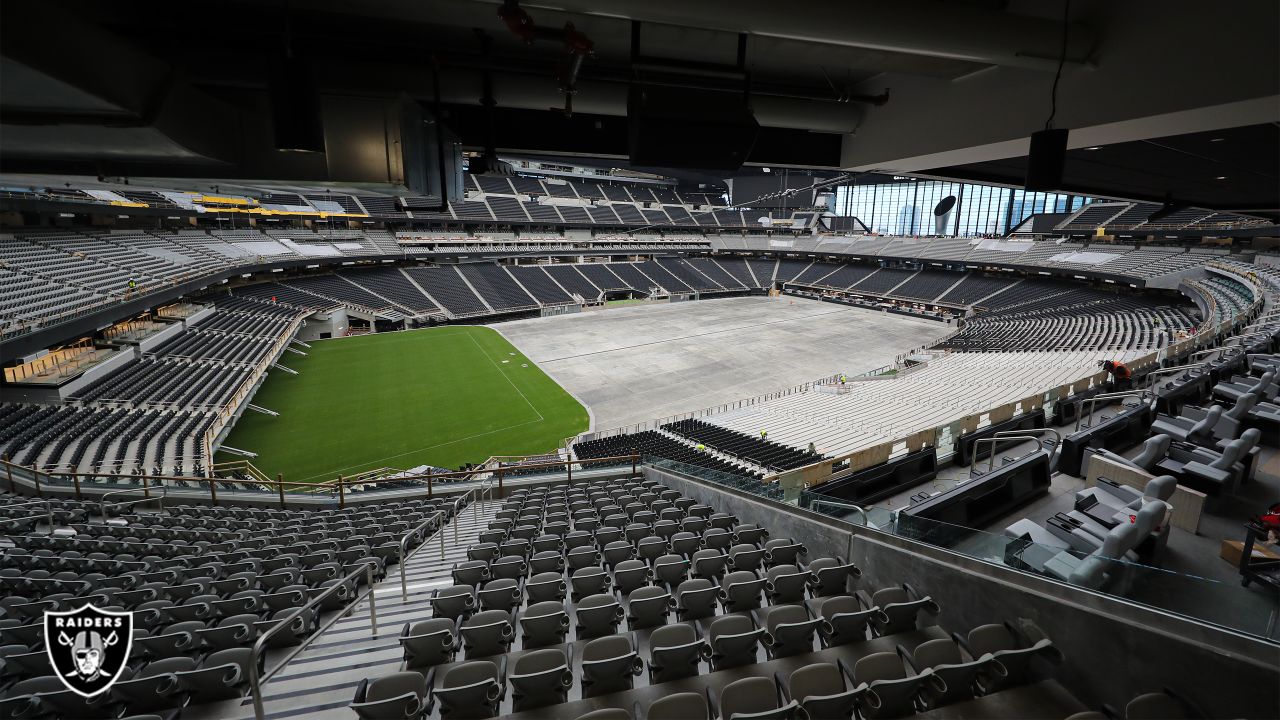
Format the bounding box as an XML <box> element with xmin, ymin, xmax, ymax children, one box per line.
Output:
<box><xmin>924</xmin><ymin>123</ymin><xmax>1279</xmax><ymax>218</ymax></box>
<box><xmin>439</xmin><ymin>104</ymin><xmax>843</xmax><ymax>168</ymax></box>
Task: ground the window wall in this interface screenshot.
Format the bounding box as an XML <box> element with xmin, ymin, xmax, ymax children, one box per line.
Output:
<box><xmin>834</xmin><ymin>179</ymin><xmax>1097</xmax><ymax>236</ymax></box>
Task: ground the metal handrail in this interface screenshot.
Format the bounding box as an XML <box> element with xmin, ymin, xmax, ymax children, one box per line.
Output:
<box><xmin>399</xmin><ymin>510</ymin><xmax>447</xmax><ymax>601</ymax></box>
<box><xmin>1187</xmin><ymin>347</ymin><xmax>1236</xmax><ymax>362</ymax></box>
<box><xmin>97</xmin><ymin>483</ymin><xmax>167</xmax><ymax>522</ymax></box>
<box><xmin>0</xmin><ymin>500</ymin><xmax>55</xmax><ymax>533</ymax></box>
<box><xmin>1075</xmin><ymin>390</ymin><xmax>1153</xmax><ymax>431</ymax></box>
<box><xmin>1226</xmin><ymin>331</ymin><xmax>1273</xmax><ymax>346</ymax></box>
<box><xmin>970</xmin><ymin>427</ymin><xmax>1062</xmax><ymax>476</ymax></box>
<box><xmin>806</xmin><ymin>497</ymin><xmax>869</xmax><ymax>526</ymax></box>
<box><xmin>1143</xmin><ymin>362</ymin><xmax>1208</xmax><ymax>393</ymax></box>
<box><xmin>250</xmin><ymin>561</ymin><xmax>378</xmax><ymax>720</ymax></box>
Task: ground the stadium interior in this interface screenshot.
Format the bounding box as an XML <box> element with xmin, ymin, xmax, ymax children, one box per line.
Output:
<box><xmin>0</xmin><ymin>1</ymin><xmax>1278</xmax><ymax>719</ymax></box>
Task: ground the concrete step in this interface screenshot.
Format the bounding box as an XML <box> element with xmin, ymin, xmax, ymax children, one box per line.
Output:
<box><xmin>185</xmin><ymin>499</ymin><xmax>504</xmax><ymax>720</ymax></box>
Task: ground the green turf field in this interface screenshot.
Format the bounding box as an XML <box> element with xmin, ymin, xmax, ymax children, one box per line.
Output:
<box><xmin>216</xmin><ymin>326</ymin><xmax>589</xmax><ymax>483</ymax></box>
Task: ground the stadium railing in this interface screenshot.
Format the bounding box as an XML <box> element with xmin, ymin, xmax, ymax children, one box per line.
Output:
<box><xmin>249</xmin><ymin>561</ymin><xmax>380</xmax><ymax>720</ymax></box>
<box><xmin>330</xmin><ymin>453</ymin><xmax>642</xmax><ymax>503</ymax></box>
<box><xmin>0</xmin><ymin>453</ymin><xmax>642</xmax><ymax>507</ymax></box>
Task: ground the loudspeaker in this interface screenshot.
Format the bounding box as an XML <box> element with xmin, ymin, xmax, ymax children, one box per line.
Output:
<box><xmin>628</xmin><ymin>84</ymin><xmax>759</xmax><ymax>170</ymax></box>
<box><xmin>933</xmin><ymin>195</ymin><xmax>957</xmax><ymax>235</ymax></box>
<box><xmin>1024</xmin><ymin>128</ymin><xmax>1069</xmax><ymax>191</ymax></box>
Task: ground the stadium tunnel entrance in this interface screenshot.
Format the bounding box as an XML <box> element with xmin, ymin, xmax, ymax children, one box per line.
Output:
<box><xmin>602</xmin><ymin>289</ymin><xmax>649</xmax><ymax>301</ymax></box>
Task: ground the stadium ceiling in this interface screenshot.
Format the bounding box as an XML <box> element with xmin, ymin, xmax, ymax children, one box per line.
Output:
<box><xmin>0</xmin><ymin>0</ymin><xmax>1275</xmax><ymax>215</ymax></box>
<box><xmin>919</xmin><ymin>123</ymin><xmax>1280</xmax><ymax>221</ymax></box>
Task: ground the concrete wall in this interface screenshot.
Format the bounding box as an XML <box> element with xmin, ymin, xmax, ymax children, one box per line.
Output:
<box><xmin>295</xmin><ymin>310</ymin><xmax>346</xmax><ymax>342</ymax></box>
<box><xmin>645</xmin><ymin>465</ymin><xmax>1280</xmax><ymax>720</ymax></box>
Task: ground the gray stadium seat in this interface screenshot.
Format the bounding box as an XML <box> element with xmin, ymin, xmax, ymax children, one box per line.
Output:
<box><xmin>760</xmin><ymin>603</ymin><xmax>820</xmax><ymax>658</ymax></box>
<box><xmin>852</xmin><ymin>651</ymin><xmax>926</xmax><ymax>719</ymax></box>
<box><xmin>707</xmin><ymin>614</ymin><xmax>762</xmax><ymax>670</ymax></box>
<box><xmin>785</xmin><ymin>661</ymin><xmax>860</xmax><ymax>720</ymax></box>
<box><xmin>581</xmin><ymin>634</ymin><xmax>643</xmax><ymax>697</ymax></box>
<box><xmin>435</xmin><ymin>660</ymin><xmax>505</xmax><ymax>720</ymax></box>
<box><xmin>576</xmin><ymin>593</ymin><xmax>624</xmax><ymax>639</ymax></box>
<box><xmin>647</xmin><ymin>623</ymin><xmax>708</xmax><ymax>683</ymax></box>
<box><xmin>509</xmin><ymin>648</ymin><xmax>573</xmax><ymax>711</ymax></box>
<box><xmin>715</xmin><ymin>675</ymin><xmax>797</xmax><ymax>720</ymax></box>
<box><xmin>350</xmin><ymin>670</ymin><xmax>432</xmax><ymax>720</ymax></box>
<box><xmin>519</xmin><ymin>601</ymin><xmax>570</xmax><ymax>648</ymax></box>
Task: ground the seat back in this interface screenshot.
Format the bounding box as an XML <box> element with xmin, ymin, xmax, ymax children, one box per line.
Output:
<box><xmin>854</xmin><ymin>652</ymin><xmax>922</xmax><ymax>719</ymax></box>
<box><xmin>789</xmin><ymin>663</ymin><xmax>857</xmax><ymax>720</ymax></box>
<box><xmin>720</xmin><ymin>676</ymin><xmax>794</xmax><ymax>720</ymax></box>
<box><xmin>436</xmin><ymin>661</ymin><xmax>502</xmax><ymax>719</ymax></box>
<box><xmin>912</xmin><ymin>639</ymin><xmax>984</xmax><ymax>706</ymax></box>
<box><xmin>626</xmin><ymin>586</ymin><xmax>672</xmax><ymax>629</ymax></box>
<box><xmin>818</xmin><ymin>595</ymin><xmax>877</xmax><ymax>646</ymax></box>
<box><xmin>871</xmin><ymin>587</ymin><xmax>938</xmax><ymax>635</ymax></box>
<box><xmin>719</xmin><ymin>571</ymin><xmax>764</xmax><ymax>611</ymax></box>
<box><xmin>526</xmin><ymin>572</ymin><xmax>567</xmax><ymax>603</ymax></box>
<box><xmin>1226</xmin><ymin>393</ymin><xmax>1257</xmax><ymax>421</ymax></box>
<box><xmin>653</xmin><ymin>555</ymin><xmax>689</xmax><ymax>587</ymax></box>
<box><xmin>1142</xmin><ymin>475</ymin><xmax>1177</xmax><ymax>502</ymax></box>
<box><xmin>1188</xmin><ymin>406</ymin><xmax>1222</xmax><ymax>442</ymax></box>
<box><xmin>648</xmin><ymin>624</ymin><xmax>705</xmax><ymax>684</ymax></box>
<box><xmin>965</xmin><ymin>624</ymin><xmax>1061</xmax><ymax>691</ymax></box>
<box><xmin>401</xmin><ymin>618</ymin><xmax>457</xmax><ymax>668</ymax></box>
<box><xmin>582</xmin><ymin>634</ymin><xmax>642</xmax><ymax>697</ymax></box>
<box><xmin>648</xmin><ymin>691</ymin><xmax>709</xmax><ymax>720</ymax></box>
<box><xmin>1132</xmin><ymin>500</ymin><xmax>1168</xmax><ymax>538</ymax></box>
<box><xmin>576</xmin><ymin>593</ymin><xmax>624</xmax><ymax>639</ymax></box>
<box><xmin>351</xmin><ymin>671</ymin><xmax>427</xmax><ymax>720</ymax></box>
<box><xmin>675</xmin><ymin>579</ymin><xmax>717</xmax><ymax>620</ymax></box>
<box><xmin>1126</xmin><ymin>692</ymin><xmax>1191</xmax><ymax>720</ymax></box>
<box><xmin>478</xmin><ymin>578</ymin><xmax>522</xmax><ymax>612</ymax></box>
<box><xmin>510</xmin><ymin>648</ymin><xmax>572</xmax><ymax>711</ymax></box>
<box><xmin>613</xmin><ymin>560</ymin><xmax>651</xmax><ymax>593</ymax></box>
<box><xmin>1213</xmin><ymin>437</ymin><xmax>1247</xmax><ymax>469</ymax></box>
<box><xmin>808</xmin><ymin>557</ymin><xmax>861</xmax><ymax>597</ymax></box>
<box><xmin>707</xmin><ymin>614</ymin><xmax>762</xmax><ymax>670</ymax></box>
<box><xmin>519</xmin><ymin>601</ymin><xmax>569</xmax><ymax>648</ymax></box>
<box><xmin>1133</xmin><ymin>435</ymin><xmax>1171</xmax><ymax>470</ymax></box>
<box><xmin>461</xmin><ymin>610</ymin><xmax>514</xmax><ymax>658</ymax></box>
<box><xmin>762</xmin><ymin>604</ymin><xmax>818</xmax><ymax>657</ymax></box>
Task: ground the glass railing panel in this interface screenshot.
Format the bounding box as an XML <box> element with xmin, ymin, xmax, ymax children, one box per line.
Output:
<box><xmin>802</xmin><ymin>499</ymin><xmax>1276</xmax><ymax>640</ymax></box>
<box><xmin>645</xmin><ymin>456</ymin><xmax>784</xmax><ymax>502</ymax></box>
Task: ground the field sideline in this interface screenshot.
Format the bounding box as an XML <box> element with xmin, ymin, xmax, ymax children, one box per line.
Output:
<box><xmin>216</xmin><ymin>326</ymin><xmax>589</xmax><ymax>483</ymax></box>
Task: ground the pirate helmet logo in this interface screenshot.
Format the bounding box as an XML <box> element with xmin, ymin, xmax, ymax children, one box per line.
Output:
<box><xmin>44</xmin><ymin>604</ymin><xmax>133</xmax><ymax>697</ymax></box>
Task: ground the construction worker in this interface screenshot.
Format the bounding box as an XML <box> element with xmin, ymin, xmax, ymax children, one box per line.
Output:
<box><xmin>760</xmin><ymin>429</ymin><xmax>768</xmax><ymax>441</ymax></box>
<box><xmin>839</xmin><ymin>374</ymin><xmax>847</xmax><ymax>385</ymax></box>
<box><xmin>1099</xmin><ymin>359</ymin><xmax>1133</xmax><ymax>388</ymax></box>
<box><xmin>695</xmin><ymin>443</ymin><xmax>706</xmax><ymax>452</ymax></box>
<box><xmin>808</xmin><ymin>442</ymin><xmax>817</xmax><ymax>455</ymax></box>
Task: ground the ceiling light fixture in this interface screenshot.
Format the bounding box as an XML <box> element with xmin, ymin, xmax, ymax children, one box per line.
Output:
<box><xmin>1084</xmin><ymin>146</ymin><xmax>1101</xmax><ymax>151</ymax></box>
<box><xmin>1209</xmin><ymin>137</ymin><xmax>1225</xmax><ymax>142</ymax></box>
<box><xmin>1215</xmin><ymin>176</ymin><xmax>1227</xmax><ymax>180</ymax></box>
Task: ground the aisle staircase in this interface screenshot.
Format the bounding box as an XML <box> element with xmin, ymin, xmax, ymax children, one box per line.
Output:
<box><xmin>188</xmin><ymin>498</ymin><xmax>503</xmax><ymax>720</ymax></box>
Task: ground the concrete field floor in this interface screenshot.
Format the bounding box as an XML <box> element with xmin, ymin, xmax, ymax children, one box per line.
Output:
<box><xmin>494</xmin><ymin>295</ymin><xmax>947</xmax><ymax>430</ymax></box>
